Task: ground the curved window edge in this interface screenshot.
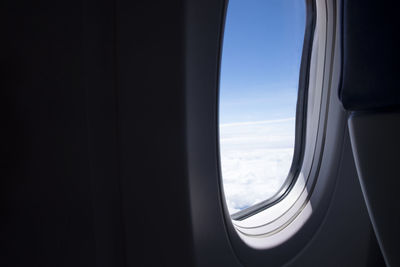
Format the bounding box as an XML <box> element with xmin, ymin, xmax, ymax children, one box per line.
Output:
<box><xmin>220</xmin><ymin>0</ymin><xmax>342</xmax><ymax>250</ymax></box>
<box><xmin>228</xmin><ymin>0</ymin><xmax>317</xmax><ymax>221</ymax></box>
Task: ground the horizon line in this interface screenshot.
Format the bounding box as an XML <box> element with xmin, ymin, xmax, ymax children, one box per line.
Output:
<box><xmin>220</xmin><ymin>117</ymin><xmax>295</xmax><ymax>127</ymax></box>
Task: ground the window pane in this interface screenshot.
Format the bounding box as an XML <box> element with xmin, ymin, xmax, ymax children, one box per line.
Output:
<box><xmin>219</xmin><ymin>0</ymin><xmax>306</xmax><ymax>215</ymax></box>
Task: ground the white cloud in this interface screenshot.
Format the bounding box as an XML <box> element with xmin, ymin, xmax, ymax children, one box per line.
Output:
<box><xmin>219</xmin><ymin>118</ymin><xmax>295</xmax><ymax>214</ymax></box>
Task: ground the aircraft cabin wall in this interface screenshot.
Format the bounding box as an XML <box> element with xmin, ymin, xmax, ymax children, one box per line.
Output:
<box><xmin>0</xmin><ymin>0</ymin><xmax>394</xmax><ymax>266</ymax></box>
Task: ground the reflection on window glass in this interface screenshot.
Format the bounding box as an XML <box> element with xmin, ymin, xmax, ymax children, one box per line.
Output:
<box><xmin>219</xmin><ymin>0</ymin><xmax>306</xmax><ymax>214</ymax></box>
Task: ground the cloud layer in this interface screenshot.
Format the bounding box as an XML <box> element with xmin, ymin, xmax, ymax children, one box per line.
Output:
<box><xmin>219</xmin><ymin>118</ymin><xmax>295</xmax><ymax>214</ymax></box>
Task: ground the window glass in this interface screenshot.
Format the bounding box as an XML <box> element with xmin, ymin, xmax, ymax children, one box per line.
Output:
<box><xmin>219</xmin><ymin>0</ymin><xmax>306</xmax><ymax>215</ymax></box>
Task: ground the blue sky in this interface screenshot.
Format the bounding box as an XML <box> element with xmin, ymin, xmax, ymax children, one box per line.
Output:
<box><xmin>219</xmin><ymin>0</ymin><xmax>306</xmax><ymax>124</ymax></box>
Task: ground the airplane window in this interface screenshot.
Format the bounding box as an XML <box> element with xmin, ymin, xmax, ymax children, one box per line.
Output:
<box><xmin>219</xmin><ymin>0</ymin><xmax>306</xmax><ymax>216</ymax></box>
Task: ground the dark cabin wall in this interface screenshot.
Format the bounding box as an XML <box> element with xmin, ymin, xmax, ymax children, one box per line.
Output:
<box><xmin>0</xmin><ymin>0</ymin><xmax>193</xmax><ymax>266</ymax></box>
<box><xmin>115</xmin><ymin>1</ymin><xmax>195</xmax><ymax>266</ymax></box>
<box><xmin>0</xmin><ymin>1</ymin><xmax>97</xmax><ymax>266</ymax></box>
